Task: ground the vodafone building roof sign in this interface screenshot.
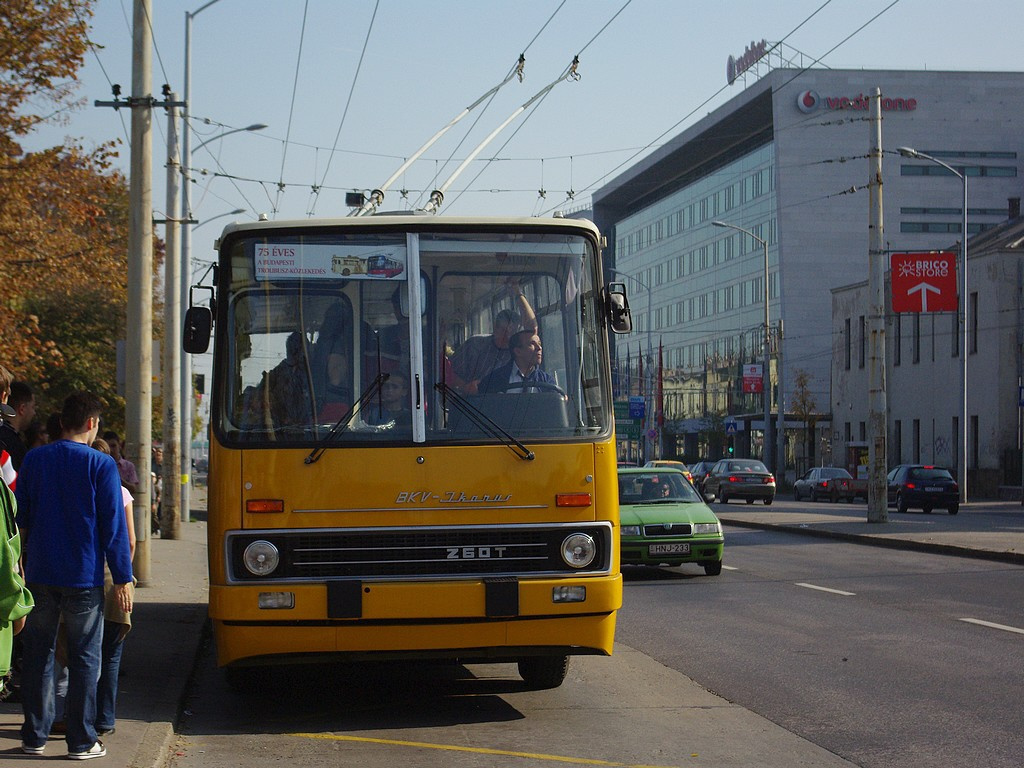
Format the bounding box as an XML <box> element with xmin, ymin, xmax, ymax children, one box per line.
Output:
<box><xmin>797</xmin><ymin>89</ymin><xmax>918</xmax><ymax>113</ymax></box>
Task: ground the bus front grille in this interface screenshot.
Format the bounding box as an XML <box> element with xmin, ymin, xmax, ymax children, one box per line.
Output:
<box><xmin>227</xmin><ymin>523</ymin><xmax>612</xmax><ymax>582</ymax></box>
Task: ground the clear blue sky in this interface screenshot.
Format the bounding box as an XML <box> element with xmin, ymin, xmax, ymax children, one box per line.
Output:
<box><xmin>28</xmin><ymin>0</ymin><xmax>1024</xmax><ymax>229</ymax></box>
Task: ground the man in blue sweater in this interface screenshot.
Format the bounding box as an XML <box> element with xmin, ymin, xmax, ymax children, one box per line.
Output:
<box><xmin>15</xmin><ymin>392</ymin><xmax>133</xmax><ymax>760</ymax></box>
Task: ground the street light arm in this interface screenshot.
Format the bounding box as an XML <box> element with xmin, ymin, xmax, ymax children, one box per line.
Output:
<box><xmin>192</xmin><ymin>123</ymin><xmax>268</xmax><ymax>154</ymax></box>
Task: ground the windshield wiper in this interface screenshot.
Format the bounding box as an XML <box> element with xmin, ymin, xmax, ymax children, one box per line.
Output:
<box><xmin>436</xmin><ymin>382</ymin><xmax>534</xmax><ymax>461</ymax></box>
<box><xmin>305</xmin><ymin>373</ymin><xmax>389</xmax><ymax>464</ymax></box>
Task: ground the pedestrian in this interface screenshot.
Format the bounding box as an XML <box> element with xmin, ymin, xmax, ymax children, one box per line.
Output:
<box><xmin>0</xmin><ymin>462</ymin><xmax>33</xmax><ymax>700</ymax></box>
<box><xmin>50</xmin><ymin>438</ymin><xmax>136</xmax><ymax>737</ymax></box>
<box><xmin>1</xmin><ymin>371</ymin><xmax>34</xmax><ymax>471</ymax></box>
<box><xmin>102</xmin><ymin>430</ymin><xmax>139</xmax><ymax>495</ymax></box>
<box><xmin>16</xmin><ymin>391</ymin><xmax>133</xmax><ymax>760</ymax></box>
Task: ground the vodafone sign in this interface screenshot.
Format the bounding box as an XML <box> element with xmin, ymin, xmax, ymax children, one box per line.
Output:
<box><xmin>796</xmin><ymin>90</ymin><xmax>918</xmax><ymax>113</ymax></box>
<box><xmin>891</xmin><ymin>252</ymin><xmax>958</xmax><ymax>313</ymax></box>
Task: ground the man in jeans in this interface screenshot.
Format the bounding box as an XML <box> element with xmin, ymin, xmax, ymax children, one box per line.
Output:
<box><xmin>15</xmin><ymin>392</ymin><xmax>133</xmax><ymax>760</ymax></box>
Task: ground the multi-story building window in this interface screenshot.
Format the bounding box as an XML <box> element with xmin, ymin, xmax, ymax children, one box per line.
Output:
<box><xmin>858</xmin><ymin>315</ymin><xmax>866</xmax><ymax>369</ymax></box>
<box><xmin>844</xmin><ymin>318</ymin><xmax>852</xmax><ymax>370</ymax></box>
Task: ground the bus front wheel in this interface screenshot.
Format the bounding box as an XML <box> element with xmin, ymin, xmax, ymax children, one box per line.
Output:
<box><xmin>518</xmin><ymin>655</ymin><xmax>570</xmax><ymax>689</ymax></box>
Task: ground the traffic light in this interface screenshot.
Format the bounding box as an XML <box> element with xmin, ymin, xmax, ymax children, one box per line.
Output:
<box><xmin>727</xmin><ymin>437</ymin><xmax>734</xmax><ymax>454</ymax></box>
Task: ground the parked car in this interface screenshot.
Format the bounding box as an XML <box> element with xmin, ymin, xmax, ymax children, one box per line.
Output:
<box><xmin>687</xmin><ymin>460</ymin><xmax>717</xmax><ymax>495</ymax></box>
<box><xmin>617</xmin><ymin>468</ymin><xmax>724</xmax><ymax>575</ymax></box>
<box><xmin>644</xmin><ymin>459</ymin><xmax>694</xmax><ymax>485</ymax></box>
<box><xmin>702</xmin><ymin>458</ymin><xmax>776</xmax><ymax>505</ymax></box>
<box><xmin>886</xmin><ymin>464</ymin><xmax>960</xmax><ymax>515</ymax></box>
<box><xmin>793</xmin><ymin>466</ymin><xmax>866</xmax><ymax>503</ymax></box>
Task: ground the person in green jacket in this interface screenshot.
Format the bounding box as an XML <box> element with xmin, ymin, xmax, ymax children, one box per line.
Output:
<box><xmin>0</xmin><ymin>474</ymin><xmax>33</xmax><ymax>698</ymax></box>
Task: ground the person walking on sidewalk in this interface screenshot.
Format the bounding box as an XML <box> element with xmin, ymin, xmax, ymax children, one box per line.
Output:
<box><xmin>15</xmin><ymin>392</ymin><xmax>134</xmax><ymax>760</ymax></box>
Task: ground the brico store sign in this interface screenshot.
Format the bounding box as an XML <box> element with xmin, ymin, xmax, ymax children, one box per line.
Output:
<box><xmin>796</xmin><ymin>90</ymin><xmax>918</xmax><ymax>114</ymax></box>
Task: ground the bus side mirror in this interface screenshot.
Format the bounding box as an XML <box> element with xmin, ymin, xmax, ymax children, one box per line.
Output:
<box><xmin>604</xmin><ymin>282</ymin><xmax>632</xmax><ymax>334</ymax></box>
<box><xmin>183</xmin><ymin>306</ymin><xmax>213</xmax><ymax>354</ymax></box>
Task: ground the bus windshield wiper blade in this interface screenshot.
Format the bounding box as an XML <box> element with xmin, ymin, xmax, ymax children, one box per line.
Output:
<box><xmin>436</xmin><ymin>383</ymin><xmax>534</xmax><ymax>461</ymax></box>
<box><xmin>305</xmin><ymin>373</ymin><xmax>389</xmax><ymax>464</ymax></box>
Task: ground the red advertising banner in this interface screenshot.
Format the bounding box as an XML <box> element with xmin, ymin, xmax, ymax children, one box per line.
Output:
<box><xmin>891</xmin><ymin>252</ymin><xmax>958</xmax><ymax>313</ymax></box>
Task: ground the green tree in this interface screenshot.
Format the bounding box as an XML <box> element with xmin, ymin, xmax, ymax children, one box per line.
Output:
<box><xmin>790</xmin><ymin>369</ymin><xmax>818</xmax><ymax>467</ymax></box>
<box><xmin>0</xmin><ymin>1</ymin><xmax>165</xmax><ymax>432</ymax></box>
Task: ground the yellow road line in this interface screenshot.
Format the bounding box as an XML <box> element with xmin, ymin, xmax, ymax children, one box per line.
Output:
<box><xmin>290</xmin><ymin>731</ymin><xmax>682</xmax><ymax>768</ymax></box>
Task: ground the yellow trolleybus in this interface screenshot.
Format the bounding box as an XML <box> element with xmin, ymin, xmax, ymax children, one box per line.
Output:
<box><xmin>184</xmin><ymin>215</ymin><xmax>632</xmax><ymax>690</ymax></box>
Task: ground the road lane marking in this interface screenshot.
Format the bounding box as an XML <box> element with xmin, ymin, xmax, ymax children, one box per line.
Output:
<box><xmin>795</xmin><ymin>582</ymin><xmax>856</xmax><ymax>596</ymax></box>
<box><xmin>959</xmin><ymin>618</ymin><xmax>1024</xmax><ymax>635</ymax></box>
<box><xmin>722</xmin><ymin>565</ymin><xmax>739</xmax><ymax>571</ymax></box>
<box><xmin>289</xmin><ymin>732</ymin><xmax>681</xmax><ymax>768</ymax></box>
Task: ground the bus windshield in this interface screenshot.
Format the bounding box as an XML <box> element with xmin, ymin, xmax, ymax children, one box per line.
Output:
<box><xmin>216</xmin><ymin>225</ymin><xmax>610</xmax><ymax>447</ymax></box>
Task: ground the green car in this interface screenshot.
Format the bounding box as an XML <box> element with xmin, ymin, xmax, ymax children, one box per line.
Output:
<box><xmin>618</xmin><ymin>468</ymin><xmax>725</xmax><ymax>575</ymax></box>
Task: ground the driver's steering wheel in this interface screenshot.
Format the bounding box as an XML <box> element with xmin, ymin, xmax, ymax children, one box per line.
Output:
<box><xmin>498</xmin><ymin>381</ymin><xmax>567</xmax><ymax>397</ymax></box>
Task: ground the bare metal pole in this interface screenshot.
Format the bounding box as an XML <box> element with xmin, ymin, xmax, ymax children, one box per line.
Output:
<box><xmin>713</xmin><ymin>220</ymin><xmax>771</xmax><ymax>473</ymax></box>
<box><xmin>896</xmin><ymin>145</ymin><xmax>969</xmax><ymax>504</ymax></box>
<box><xmin>867</xmin><ymin>88</ymin><xmax>888</xmax><ymax>523</ymax></box>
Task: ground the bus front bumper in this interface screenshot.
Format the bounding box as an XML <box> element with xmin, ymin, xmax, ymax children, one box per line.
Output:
<box><xmin>209</xmin><ymin>574</ymin><xmax>621</xmax><ymax>667</ymax></box>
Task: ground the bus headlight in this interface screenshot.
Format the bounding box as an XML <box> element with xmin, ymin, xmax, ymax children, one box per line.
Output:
<box><xmin>243</xmin><ymin>540</ymin><xmax>280</xmax><ymax>576</ymax></box>
<box><xmin>560</xmin><ymin>533</ymin><xmax>597</xmax><ymax>569</ymax></box>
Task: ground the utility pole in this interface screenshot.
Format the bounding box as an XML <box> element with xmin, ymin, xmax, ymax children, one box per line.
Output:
<box><xmin>125</xmin><ymin>0</ymin><xmax>154</xmax><ymax>582</ymax></box>
<box><xmin>866</xmin><ymin>88</ymin><xmax>888</xmax><ymax>523</ymax></box>
<box><xmin>95</xmin><ymin>0</ymin><xmax>187</xmax><ymax>575</ymax></box>
<box><xmin>775</xmin><ymin>319</ymin><xmax>785</xmax><ymax>483</ymax></box>
<box><xmin>161</xmin><ymin>92</ymin><xmax>182</xmax><ymax>540</ymax></box>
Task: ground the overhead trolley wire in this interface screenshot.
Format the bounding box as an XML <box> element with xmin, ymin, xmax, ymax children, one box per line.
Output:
<box><xmin>272</xmin><ymin>0</ymin><xmax>311</xmax><ymax>216</ymax></box>
<box><xmin>309</xmin><ymin>0</ymin><xmax>381</xmax><ymax>217</ymax></box>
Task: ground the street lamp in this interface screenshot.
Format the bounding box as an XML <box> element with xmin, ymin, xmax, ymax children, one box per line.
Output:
<box><xmin>713</xmin><ymin>220</ymin><xmax>773</xmax><ymax>472</ymax></box>
<box><xmin>182</xmin><ymin>0</ymin><xmax>264</xmax><ymax>524</ymax></box>
<box><xmin>896</xmin><ymin>146</ymin><xmax>969</xmax><ymax>503</ymax></box>
<box><xmin>610</xmin><ymin>268</ymin><xmax>653</xmax><ymax>463</ymax></box>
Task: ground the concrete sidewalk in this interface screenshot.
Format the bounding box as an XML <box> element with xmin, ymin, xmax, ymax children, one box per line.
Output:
<box><xmin>0</xmin><ymin>498</ymin><xmax>209</xmax><ymax>767</ymax></box>
<box><xmin>0</xmin><ymin>493</ymin><xmax>1019</xmax><ymax>767</ymax></box>
<box><xmin>715</xmin><ymin>499</ymin><xmax>1024</xmax><ymax>564</ymax></box>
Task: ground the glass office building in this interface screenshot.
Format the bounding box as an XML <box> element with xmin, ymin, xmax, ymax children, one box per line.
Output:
<box><xmin>594</xmin><ymin>68</ymin><xmax>1024</xmax><ymax>470</ymax></box>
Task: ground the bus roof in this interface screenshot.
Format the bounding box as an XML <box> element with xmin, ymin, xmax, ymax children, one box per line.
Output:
<box><xmin>215</xmin><ymin>215</ymin><xmax>600</xmax><ymax>244</ymax></box>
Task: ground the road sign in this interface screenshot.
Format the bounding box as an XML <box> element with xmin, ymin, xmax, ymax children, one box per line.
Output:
<box><xmin>725</xmin><ymin>418</ymin><xmax>738</xmax><ymax>435</ymax></box>
<box><xmin>891</xmin><ymin>252</ymin><xmax>958</xmax><ymax>313</ymax></box>
<box><xmin>742</xmin><ymin>363</ymin><xmax>763</xmax><ymax>394</ymax></box>
<box><xmin>628</xmin><ymin>396</ymin><xmax>645</xmax><ymax>419</ymax></box>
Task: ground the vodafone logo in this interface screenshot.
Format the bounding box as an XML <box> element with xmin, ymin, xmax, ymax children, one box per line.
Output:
<box><xmin>797</xmin><ymin>90</ymin><xmax>819</xmax><ymax>113</ymax></box>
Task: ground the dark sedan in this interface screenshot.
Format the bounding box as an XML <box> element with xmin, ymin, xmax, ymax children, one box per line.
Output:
<box><xmin>688</xmin><ymin>460</ymin><xmax>717</xmax><ymax>495</ymax></box>
<box><xmin>702</xmin><ymin>458</ymin><xmax>776</xmax><ymax>505</ymax></box>
<box><xmin>886</xmin><ymin>464</ymin><xmax>960</xmax><ymax>515</ymax></box>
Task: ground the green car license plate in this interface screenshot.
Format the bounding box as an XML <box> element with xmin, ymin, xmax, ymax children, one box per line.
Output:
<box><xmin>649</xmin><ymin>543</ymin><xmax>690</xmax><ymax>555</ymax></box>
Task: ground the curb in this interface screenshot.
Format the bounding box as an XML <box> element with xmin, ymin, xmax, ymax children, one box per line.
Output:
<box><xmin>718</xmin><ymin>516</ymin><xmax>1024</xmax><ymax>566</ymax></box>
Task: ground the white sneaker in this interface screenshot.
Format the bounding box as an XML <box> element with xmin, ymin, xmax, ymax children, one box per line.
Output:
<box><xmin>21</xmin><ymin>743</ymin><xmax>45</xmax><ymax>755</ymax></box>
<box><xmin>68</xmin><ymin>741</ymin><xmax>106</xmax><ymax>760</ymax></box>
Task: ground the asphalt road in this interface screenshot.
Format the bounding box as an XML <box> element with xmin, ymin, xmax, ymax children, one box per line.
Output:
<box><xmin>617</xmin><ymin>524</ymin><xmax>1024</xmax><ymax>768</ymax></box>
<box><xmin>161</xmin><ymin>504</ymin><xmax>1024</xmax><ymax>768</ymax></box>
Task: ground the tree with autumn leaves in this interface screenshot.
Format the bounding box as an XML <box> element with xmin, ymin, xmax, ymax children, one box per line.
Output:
<box><xmin>1</xmin><ymin>0</ymin><xmax>163</xmax><ymax>435</ymax></box>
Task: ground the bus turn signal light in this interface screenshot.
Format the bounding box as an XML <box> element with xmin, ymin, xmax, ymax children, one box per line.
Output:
<box><xmin>246</xmin><ymin>499</ymin><xmax>284</xmax><ymax>514</ymax></box>
<box><xmin>555</xmin><ymin>493</ymin><xmax>592</xmax><ymax>507</ymax></box>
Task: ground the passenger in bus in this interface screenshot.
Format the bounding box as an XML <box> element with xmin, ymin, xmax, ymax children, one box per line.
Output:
<box><xmin>477</xmin><ymin>331</ymin><xmax>554</xmax><ymax>394</ymax></box>
<box><xmin>449</xmin><ymin>280</ymin><xmax>537</xmax><ymax>394</ymax></box>
<box><xmin>257</xmin><ymin>331</ymin><xmax>313</xmax><ymax>427</ymax></box>
<box><xmin>365</xmin><ymin>372</ymin><xmax>412</xmax><ymax>428</ymax></box>
<box><xmin>361</xmin><ymin>288</ymin><xmax>408</xmax><ymax>388</ymax></box>
<box><xmin>310</xmin><ymin>302</ymin><xmax>352</xmax><ymax>422</ymax></box>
